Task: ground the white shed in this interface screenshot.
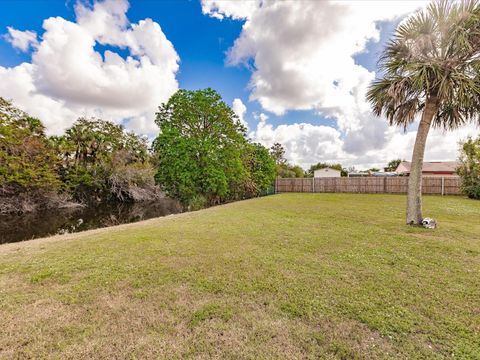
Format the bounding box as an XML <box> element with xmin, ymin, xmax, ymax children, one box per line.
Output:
<box><xmin>314</xmin><ymin>167</ymin><xmax>341</xmax><ymax>178</ymax></box>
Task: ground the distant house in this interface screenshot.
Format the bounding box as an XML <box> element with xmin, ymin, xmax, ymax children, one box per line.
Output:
<box><xmin>395</xmin><ymin>161</ymin><xmax>459</xmax><ymax>177</ymax></box>
<box><xmin>314</xmin><ymin>167</ymin><xmax>341</xmax><ymax>178</ymax></box>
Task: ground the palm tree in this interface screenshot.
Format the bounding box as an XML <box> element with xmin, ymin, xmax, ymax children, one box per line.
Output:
<box><xmin>367</xmin><ymin>0</ymin><xmax>480</xmax><ymax>225</ymax></box>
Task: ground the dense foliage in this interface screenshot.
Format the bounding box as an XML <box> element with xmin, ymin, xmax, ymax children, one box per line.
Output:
<box><xmin>0</xmin><ymin>98</ymin><xmax>60</xmax><ymax>190</ymax></box>
<box><xmin>0</xmin><ymin>98</ymin><xmax>160</xmax><ymax>213</ymax></box>
<box><xmin>1</xmin><ymin>90</ymin><xmax>277</xmax><ymax>213</ymax></box>
<box><xmin>153</xmin><ymin>89</ymin><xmax>276</xmax><ymax>207</ymax></box>
<box><xmin>457</xmin><ymin>136</ymin><xmax>480</xmax><ymax>199</ymax></box>
<box><xmin>52</xmin><ymin>118</ymin><xmax>157</xmax><ymax>202</ymax></box>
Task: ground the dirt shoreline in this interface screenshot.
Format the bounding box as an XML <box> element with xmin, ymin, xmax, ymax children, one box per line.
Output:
<box><xmin>0</xmin><ymin>211</ymin><xmax>189</xmax><ymax>255</ymax></box>
<box><xmin>0</xmin><ymin>197</ymin><xmax>257</xmax><ymax>255</ymax></box>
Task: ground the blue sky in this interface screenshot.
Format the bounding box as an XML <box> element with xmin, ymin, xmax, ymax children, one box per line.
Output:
<box><xmin>1</xmin><ymin>1</ymin><xmax>257</xmax><ymax>119</ymax></box>
<box><xmin>0</xmin><ymin>0</ymin><xmax>393</xmax><ymax>130</ymax></box>
<box><xmin>0</xmin><ymin>0</ymin><xmax>473</xmax><ymax>168</ymax></box>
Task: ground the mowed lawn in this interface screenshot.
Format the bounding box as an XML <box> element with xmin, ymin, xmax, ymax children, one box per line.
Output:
<box><xmin>0</xmin><ymin>194</ymin><xmax>479</xmax><ymax>359</ymax></box>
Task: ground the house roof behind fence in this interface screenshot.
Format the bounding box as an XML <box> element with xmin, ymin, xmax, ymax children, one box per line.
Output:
<box><xmin>395</xmin><ymin>161</ymin><xmax>459</xmax><ymax>174</ymax></box>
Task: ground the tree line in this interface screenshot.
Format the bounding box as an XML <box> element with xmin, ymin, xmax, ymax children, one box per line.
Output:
<box><xmin>0</xmin><ymin>89</ymin><xmax>277</xmax><ymax>214</ymax></box>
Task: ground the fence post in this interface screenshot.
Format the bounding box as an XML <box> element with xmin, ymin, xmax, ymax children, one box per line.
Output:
<box><xmin>441</xmin><ymin>176</ymin><xmax>444</xmax><ymax>196</ymax></box>
<box><xmin>312</xmin><ymin>177</ymin><xmax>315</xmax><ymax>193</ymax></box>
<box><xmin>383</xmin><ymin>177</ymin><xmax>386</xmax><ymax>193</ymax></box>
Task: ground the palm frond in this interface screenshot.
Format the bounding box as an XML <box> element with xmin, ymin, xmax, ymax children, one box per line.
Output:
<box><xmin>368</xmin><ymin>0</ymin><xmax>480</xmax><ymax>130</ymax></box>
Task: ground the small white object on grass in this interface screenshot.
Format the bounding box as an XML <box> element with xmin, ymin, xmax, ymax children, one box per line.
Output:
<box><xmin>422</xmin><ymin>217</ymin><xmax>437</xmax><ymax>229</ymax></box>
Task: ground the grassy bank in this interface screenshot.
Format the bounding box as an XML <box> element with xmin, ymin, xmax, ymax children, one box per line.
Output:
<box><xmin>1</xmin><ymin>194</ymin><xmax>479</xmax><ymax>359</ymax></box>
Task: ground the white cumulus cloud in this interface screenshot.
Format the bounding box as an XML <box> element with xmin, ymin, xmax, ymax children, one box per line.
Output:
<box><xmin>0</xmin><ymin>0</ymin><xmax>179</xmax><ymax>136</ymax></box>
<box><xmin>4</xmin><ymin>27</ymin><xmax>38</xmax><ymax>52</ymax></box>
<box><xmin>201</xmin><ymin>0</ymin><xmax>260</xmax><ymax>20</ymax></box>
<box><xmin>250</xmin><ymin>116</ymin><xmax>479</xmax><ymax>170</ymax></box>
<box><xmin>253</xmin><ymin>115</ymin><xmax>349</xmax><ymax>169</ymax></box>
<box><xmin>232</xmin><ymin>98</ymin><xmax>248</xmax><ymax>129</ymax></box>
<box><xmin>203</xmin><ymin>0</ymin><xmax>479</xmax><ymax>169</ymax></box>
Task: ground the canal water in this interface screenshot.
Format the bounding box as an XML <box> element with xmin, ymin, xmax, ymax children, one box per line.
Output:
<box><xmin>0</xmin><ymin>199</ymin><xmax>183</xmax><ymax>244</ymax></box>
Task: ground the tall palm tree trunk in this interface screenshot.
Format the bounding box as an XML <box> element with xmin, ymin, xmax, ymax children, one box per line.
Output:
<box><xmin>406</xmin><ymin>97</ymin><xmax>439</xmax><ymax>225</ymax></box>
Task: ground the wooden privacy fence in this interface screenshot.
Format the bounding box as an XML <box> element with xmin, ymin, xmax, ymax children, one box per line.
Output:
<box><xmin>275</xmin><ymin>177</ymin><xmax>461</xmax><ymax>195</ymax></box>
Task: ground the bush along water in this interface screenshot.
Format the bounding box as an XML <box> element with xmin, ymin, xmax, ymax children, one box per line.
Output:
<box><xmin>0</xmin><ymin>98</ymin><xmax>162</xmax><ymax>214</ymax></box>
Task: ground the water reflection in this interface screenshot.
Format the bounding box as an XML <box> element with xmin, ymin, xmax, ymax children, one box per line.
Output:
<box><xmin>0</xmin><ymin>199</ymin><xmax>183</xmax><ymax>244</ymax></box>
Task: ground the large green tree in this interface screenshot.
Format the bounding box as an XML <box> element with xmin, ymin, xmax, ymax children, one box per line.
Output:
<box><xmin>153</xmin><ymin>89</ymin><xmax>250</xmax><ymax>206</ymax></box>
<box><xmin>367</xmin><ymin>0</ymin><xmax>480</xmax><ymax>225</ymax></box>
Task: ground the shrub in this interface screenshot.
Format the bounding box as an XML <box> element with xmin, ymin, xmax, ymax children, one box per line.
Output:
<box><xmin>457</xmin><ymin>136</ymin><xmax>480</xmax><ymax>199</ymax></box>
<box><xmin>188</xmin><ymin>194</ymin><xmax>208</xmax><ymax>211</ymax></box>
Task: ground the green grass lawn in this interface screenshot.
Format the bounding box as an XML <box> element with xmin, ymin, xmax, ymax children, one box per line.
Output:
<box><xmin>1</xmin><ymin>194</ymin><xmax>479</xmax><ymax>359</ymax></box>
